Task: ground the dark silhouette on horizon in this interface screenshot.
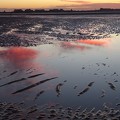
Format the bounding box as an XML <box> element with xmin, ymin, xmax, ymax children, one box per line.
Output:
<box><xmin>0</xmin><ymin>8</ymin><xmax>120</xmax><ymax>15</ymax></box>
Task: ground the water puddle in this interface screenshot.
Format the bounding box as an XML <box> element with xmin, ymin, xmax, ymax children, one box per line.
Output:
<box><xmin>0</xmin><ymin>35</ymin><xmax>120</xmax><ymax>110</ymax></box>
<box><xmin>0</xmin><ymin>15</ymin><xmax>120</xmax><ymax>110</ymax></box>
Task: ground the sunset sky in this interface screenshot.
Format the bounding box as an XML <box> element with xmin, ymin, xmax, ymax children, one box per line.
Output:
<box><xmin>0</xmin><ymin>0</ymin><xmax>120</xmax><ymax>10</ymax></box>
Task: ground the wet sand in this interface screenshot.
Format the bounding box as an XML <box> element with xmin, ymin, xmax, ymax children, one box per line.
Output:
<box><xmin>0</xmin><ymin>102</ymin><xmax>120</xmax><ymax>120</ymax></box>
<box><xmin>0</xmin><ymin>15</ymin><xmax>120</xmax><ymax>119</ymax></box>
<box><xmin>0</xmin><ymin>15</ymin><xmax>119</xmax><ymax>47</ymax></box>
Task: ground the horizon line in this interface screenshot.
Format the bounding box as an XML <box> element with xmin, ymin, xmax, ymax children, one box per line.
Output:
<box><xmin>0</xmin><ymin>8</ymin><xmax>120</xmax><ymax>12</ymax></box>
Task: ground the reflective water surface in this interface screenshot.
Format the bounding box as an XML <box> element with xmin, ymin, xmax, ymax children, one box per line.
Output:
<box><xmin>0</xmin><ymin>15</ymin><xmax>120</xmax><ymax>110</ymax></box>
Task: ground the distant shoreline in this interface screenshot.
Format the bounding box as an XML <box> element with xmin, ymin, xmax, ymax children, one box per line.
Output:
<box><xmin>0</xmin><ymin>12</ymin><xmax>120</xmax><ymax>16</ymax></box>
<box><xmin>0</xmin><ymin>8</ymin><xmax>120</xmax><ymax>15</ymax></box>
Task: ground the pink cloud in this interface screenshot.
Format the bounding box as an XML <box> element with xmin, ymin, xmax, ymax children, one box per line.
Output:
<box><xmin>60</xmin><ymin>0</ymin><xmax>91</xmax><ymax>4</ymax></box>
<box><xmin>56</xmin><ymin>3</ymin><xmax>120</xmax><ymax>10</ymax></box>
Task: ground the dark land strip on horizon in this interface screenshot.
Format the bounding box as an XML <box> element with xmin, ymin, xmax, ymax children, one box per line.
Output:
<box><xmin>0</xmin><ymin>8</ymin><xmax>120</xmax><ymax>15</ymax></box>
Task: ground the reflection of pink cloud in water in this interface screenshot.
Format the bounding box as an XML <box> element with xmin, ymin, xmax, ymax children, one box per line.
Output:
<box><xmin>7</xmin><ymin>47</ymin><xmax>37</xmax><ymax>60</ymax></box>
<box><xmin>0</xmin><ymin>47</ymin><xmax>40</xmax><ymax>69</ymax></box>
<box><xmin>0</xmin><ymin>47</ymin><xmax>58</xmax><ymax>77</ymax></box>
<box><xmin>61</xmin><ymin>38</ymin><xmax>110</xmax><ymax>51</ymax></box>
<box><xmin>61</xmin><ymin>41</ymin><xmax>91</xmax><ymax>50</ymax></box>
<box><xmin>77</xmin><ymin>38</ymin><xmax>110</xmax><ymax>46</ymax></box>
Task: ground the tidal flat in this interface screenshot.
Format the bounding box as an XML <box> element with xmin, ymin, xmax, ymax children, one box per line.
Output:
<box><xmin>0</xmin><ymin>15</ymin><xmax>120</xmax><ymax>119</ymax></box>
